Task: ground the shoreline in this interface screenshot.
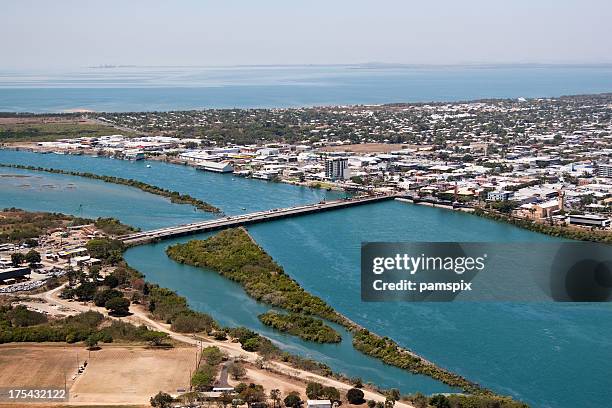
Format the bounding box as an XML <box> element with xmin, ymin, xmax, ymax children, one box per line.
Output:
<box><xmin>0</xmin><ymin>162</ymin><xmax>221</xmax><ymax>214</ymax></box>
<box><xmin>167</xmin><ymin>227</ymin><xmax>514</xmax><ymax>402</ymax></box>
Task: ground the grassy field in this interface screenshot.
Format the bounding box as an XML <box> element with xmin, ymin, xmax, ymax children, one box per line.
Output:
<box><xmin>0</xmin><ymin>117</ymin><xmax>128</xmax><ymax>142</ymax></box>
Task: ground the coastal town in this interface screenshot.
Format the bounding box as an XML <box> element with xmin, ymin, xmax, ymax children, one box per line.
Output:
<box><xmin>7</xmin><ymin>93</ymin><xmax>612</xmax><ymax>233</ymax></box>
<box><xmin>1</xmin><ymin>93</ymin><xmax>611</xmax><ymax>408</ymax></box>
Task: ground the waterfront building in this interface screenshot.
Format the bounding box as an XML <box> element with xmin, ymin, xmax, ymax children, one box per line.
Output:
<box><xmin>325</xmin><ymin>158</ymin><xmax>349</xmax><ymax>180</ymax></box>
<box><xmin>568</xmin><ymin>214</ymin><xmax>611</xmax><ymax>228</ymax></box>
<box><xmin>196</xmin><ymin>160</ymin><xmax>234</xmax><ymax>173</ymax></box>
<box><xmin>124</xmin><ymin>149</ymin><xmax>145</xmax><ymax>160</ymax></box>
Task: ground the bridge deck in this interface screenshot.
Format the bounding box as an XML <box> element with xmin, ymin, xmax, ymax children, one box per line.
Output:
<box><xmin>120</xmin><ymin>194</ymin><xmax>398</xmax><ymax>245</ymax></box>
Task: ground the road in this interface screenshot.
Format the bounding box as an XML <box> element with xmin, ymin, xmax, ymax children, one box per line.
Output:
<box><xmin>120</xmin><ymin>194</ymin><xmax>398</xmax><ymax>245</ymax></box>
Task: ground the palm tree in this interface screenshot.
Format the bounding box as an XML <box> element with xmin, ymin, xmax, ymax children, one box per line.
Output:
<box><xmin>270</xmin><ymin>389</ymin><xmax>281</xmax><ymax>408</ymax></box>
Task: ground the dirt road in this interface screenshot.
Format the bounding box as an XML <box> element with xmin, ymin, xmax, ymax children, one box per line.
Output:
<box><xmin>25</xmin><ymin>284</ymin><xmax>415</xmax><ymax>408</ymax></box>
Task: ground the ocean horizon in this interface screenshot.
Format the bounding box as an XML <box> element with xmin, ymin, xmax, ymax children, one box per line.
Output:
<box><xmin>1</xmin><ymin>64</ymin><xmax>612</xmax><ymax>113</ymax></box>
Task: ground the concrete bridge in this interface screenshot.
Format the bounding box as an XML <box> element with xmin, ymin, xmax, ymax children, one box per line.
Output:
<box><xmin>119</xmin><ymin>194</ymin><xmax>399</xmax><ymax>246</ymax></box>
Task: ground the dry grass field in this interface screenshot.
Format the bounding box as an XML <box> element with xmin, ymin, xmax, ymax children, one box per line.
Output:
<box><xmin>0</xmin><ymin>344</ymin><xmax>196</xmax><ymax>406</ymax></box>
<box><xmin>0</xmin><ymin>344</ymin><xmax>82</xmax><ymax>389</ymax></box>
<box><xmin>70</xmin><ymin>346</ymin><xmax>196</xmax><ymax>405</ymax></box>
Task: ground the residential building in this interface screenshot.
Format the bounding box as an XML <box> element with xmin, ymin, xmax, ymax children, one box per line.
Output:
<box><xmin>597</xmin><ymin>163</ymin><xmax>612</xmax><ymax>178</ymax></box>
<box><xmin>325</xmin><ymin>158</ymin><xmax>349</xmax><ymax>180</ymax></box>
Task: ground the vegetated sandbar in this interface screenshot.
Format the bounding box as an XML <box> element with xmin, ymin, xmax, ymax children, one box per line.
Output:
<box><xmin>0</xmin><ymin>163</ymin><xmax>220</xmax><ymax>214</ymax></box>
<box><xmin>166</xmin><ymin>227</ymin><xmax>523</xmax><ymax>403</ymax></box>
<box><xmin>258</xmin><ymin>310</ymin><xmax>342</xmax><ymax>343</ymax></box>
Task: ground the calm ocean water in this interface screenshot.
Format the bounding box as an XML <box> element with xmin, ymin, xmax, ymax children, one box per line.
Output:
<box><xmin>1</xmin><ymin>65</ymin><xmax>612</xmax><ymax>112</ymax></box>
<box><xmin>0</xmin><ymin>150</ymin><xmax>610</xmax><ymax>408</ymax></box>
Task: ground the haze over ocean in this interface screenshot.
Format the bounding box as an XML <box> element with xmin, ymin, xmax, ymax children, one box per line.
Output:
<box><xmin>1</xmin><ymin>65</ymin><xmax>612</xmax><ymax>112</ymax></box>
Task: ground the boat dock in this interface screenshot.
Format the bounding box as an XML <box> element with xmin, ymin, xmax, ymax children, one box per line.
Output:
<box><xmin>119</xmin><ymin>194</ymin><xmax>399</xmax><ymax>245</ymax></box>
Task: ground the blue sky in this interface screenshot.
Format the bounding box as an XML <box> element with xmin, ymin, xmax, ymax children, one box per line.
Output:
<box><xmin>2</xmin><ymin>0</ymin><xmax>611</xmax><ymax>68</ymax></box>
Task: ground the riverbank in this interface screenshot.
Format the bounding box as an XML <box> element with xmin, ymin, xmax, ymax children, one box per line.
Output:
<box><xmin>473</xmin><ymin>208</ymin><xmax>612</xmax><ymax>243</ymax></box>
<box><xmin>396</xmin><ymin>197</ymin><xmax>612</xmax><ymax>243</ymax></box>
<box><xmin>166</xmin><ymin>227</ymin><xmax>526</xmax><ymax>405</ymax></box>
<box><xmin>0</xmin><ymin>163</ymin><xmax>220</xmax><ymax>214</ymax></box>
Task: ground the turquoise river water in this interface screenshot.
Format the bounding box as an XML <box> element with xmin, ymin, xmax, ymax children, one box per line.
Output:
<box><xmin>0</xmin><ymin>150</ymin><xmax>610</xmax><ymax>408</ymax></box>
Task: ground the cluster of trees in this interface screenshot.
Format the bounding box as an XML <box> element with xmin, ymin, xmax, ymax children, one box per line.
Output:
<box><xmin>258</xmin><ymin>311</ymin><xmax>341</xmax><ymax>343</ymax></box>
<box><xmin>306</xmin><ymin>382</ymin><xmax>340</xmax><ymax>402</ymax></box>
<box><xmin>191</xmin><ymin>347</ymin><xmax>224</xmax><ymax>390</ymax></box>
<box><xmin>352</xmin><ymin>329</ymin><xmax>487</xmax><ymax>396</ymax></box>
<box><xmin>146</xmin><ymin>284</ymin><xmax>217</xmax><ymax>333</ymax></box>
<box><xmin>223</xmin><ymin>326</ymin><xmax>334</xmax><ymax>377</ymax></box>
<box><xmin>61</xmin><ymin>265</ymin><xmax>132</xmax><ymax>316</ymax></box>
<box><xmin>403</xmin><ymin>392</ymin><xmax>529</xmax><ymax>408</ymax></box>
<box><xmin>166</xmin><ymin>228</ymin><xmax>348</xmax><ymax>327</ymax></box>
<box><xmin>0</xmin><ymin>164</ymin><xmax>220</xmax><ymax>213</ymax></box>
<box><xmin>0</xmin><ymin>208</ymin><xmax>72</xmax><ymax>244</ymax></box>
<box><xmin>86</xmin><ymin>238</ymin><xmax>125</xmax><ymax>264</ymax></box>
<box><xmin>0</xmin><ymin>307</ymin><xmax>167</xmax><ymax>346</ymax></box>
<box><xmin>10</xmin><ymin>249</ymin><xmax>41</xmax><ymax>267</ymax></box>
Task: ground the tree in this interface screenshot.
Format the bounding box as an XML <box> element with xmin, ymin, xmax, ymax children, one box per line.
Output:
<box><xmin>143</xmin><ymin>330</ymin><xmax>169</xmax><ymax>347</ymax></box>
<box><xmin>270</xmin><ymin>389</ymin><xmax>282</xmax><ymax>408</ymax></box>
<box><xmin>239</xmin><ymin>383</ymin><xmax>266</xmax><ymax>408</ymax></box>
<box><xmin>191</xmin><ymin>368</ymin><xmax>216</xmax><ymax>391</ymax></box>
<box><xmin>346</xmin><ymin>388</ymin><xmax>365</xmax><ymax>405</ymax></box>
<box><xmin>74</xmin><ymin>282</ymin><xmax>97</xmax><ymax>301</ymax></box>
<box><xmin>103</xmin><ymin>274</ymin><xmax>120</xmax><ymax>288</ymax></box>
<box><xmin>367</xmin><ymin>400</ymin><xmax>376</xmax><ymax>408</ymax></box>
<box><xmin>321</xmin><ymin>386</ymin><xmax>340</xmax><ymax>402</ymax></box>
<box><xmin>408</xmin><ymin>393</ymin><xmax>427</xmax><ymax>408</ymax></box>
<box><xmin>86</xmin><ymin>238</ymin><xmax>124</xmax><ymax>264</ymax></box>
<box><xmin>25</xmin><ymin>249</ymin><xmax>41</xmax><ymax>266</ymax></box>
<box><xmin>229</xmin><ymin>362</ymin><xmax>247</xmax><ymax>380</ymax></box>
<box><xmin>85</xmin><ymin>334</ymin><xmax>99</xmax><ymax>350</ymax></box>
<box><xmin>385</xmin><ymin>389</ymin><xmax>401</xmax><ymax>408</ymax></box>
<box><xmin>306</xmin><ymin>382</ymin><xmax>324</xmax><ymax>399</ymax></box>
<box><xmin>105</xmin><ymin>296</ymin><xmax>130</xmax><ymax>316</ymax></box>
<box><xmin>6</xmin><ymin>305</ymin><xmax>47</xmax><ymax>327</ymax></box>
<box><xmin>11</xmin><ymin>252</ymin><xmax>25</xmax><ymax>267</ymax></box>
<box><xmin>89</xmin><ymin>265</ymin><xmax>101</xmax><ymax>281</ymax></box>
<box><xmin>94</xmin><ymin>289</ymin><xmax>122</xmax><ymax>307</ymax></box>
<box><xmin>350</xmin><ymin>176</ymin><xmax>364</xmax><ymax>185</ymax></box>
<box><xmin>283</xmin><ymin>391</ymin><xmax>302</xmax><ymax>408</ymax></box>
<box><xmin>150</xmin><ymin>391</ymin><xmax>173</xmax><ymax>408</ymax></box>
<box><xmin>385</xmin><ymin>389</ymin><xmax>400</xmax><ymax>405</ymax></box>
<box><xmin>241</xmin><ymin>337</ymin><xmax>260</xmax><ymax>351</ymax></box>
<box><xmin>429</xmin><ymin>394</ymin><xmax>451</xmax><ymax>408</ymax></box>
